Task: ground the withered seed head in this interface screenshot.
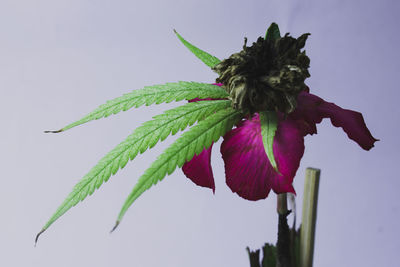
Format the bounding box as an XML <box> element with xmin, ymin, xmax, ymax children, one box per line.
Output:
<box><xmin>213</xmin><ymin>32</ymin><xmax>311</xmax><ymax>114</ymax></box>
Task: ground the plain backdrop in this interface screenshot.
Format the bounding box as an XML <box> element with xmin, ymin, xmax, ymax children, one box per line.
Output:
<box><xmin>0</xmin><ymin>0</ymin><xmax>399</xmax><ymax>266</ymax></box>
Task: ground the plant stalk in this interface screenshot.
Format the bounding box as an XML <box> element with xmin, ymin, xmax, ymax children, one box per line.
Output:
<box><xmin>276</xmin><ymin>193</ymin><xmax>292</xmax><ymax>267</ymax></box>
<box><xmin>277</xmin><ymin>194</ymin><xmax>288</xmax><ymax>215</ymax></box>
<box><xmin>299</xmin><ymin>168</ymin><xmax>321</xmax><ymax>267</ymax></box>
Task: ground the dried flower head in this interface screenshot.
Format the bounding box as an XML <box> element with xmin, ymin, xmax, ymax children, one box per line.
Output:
<box><xmin>213</xmin><ymin>31</ymin><xmax>310</xmax><ymax>114</ymax></box>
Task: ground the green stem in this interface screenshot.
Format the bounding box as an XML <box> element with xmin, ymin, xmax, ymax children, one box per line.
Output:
<box><xmin>299</xmin><ymin>168</ymin><xmax>321</xmax><ymax>267</ymax></box>
<box><xmin>277</xmin><ymin>193</ymin><xmax>288</xmax><ymax>215</ymax></box>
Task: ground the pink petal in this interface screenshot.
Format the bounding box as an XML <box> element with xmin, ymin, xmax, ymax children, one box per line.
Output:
<box><xmin>182</xmin><ymin>144</ymin><xmax>215</xmax><ymax>192</ymax></box>
<box><xmin>181</xmin><ymin>84</ymin><xmax>224</xmax><ymax>192</ymax></box>
<box><xmin>292</xmin><ymin>92</ymin><xmax>378</xmax><ymax>150</ymax></box>
<box><xmin>220</xmin><ymin>115</ymin><xmax>304</xmax><ymax>200</ymax></box>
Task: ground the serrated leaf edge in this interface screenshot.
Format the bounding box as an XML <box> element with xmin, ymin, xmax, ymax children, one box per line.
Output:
<box><xmin>115</xmin><ymin>108</ymin><xmax>243</xmax><ymax>225</ymax></box>
<box><xmin>36</xmin><ymin>100</ymin><xmax>231</xmax><ymax>241</ymax></box>
<box><xmin>174</xmin><ymin>30</ymin><xmax>221</xmax><ymax>68</ymax></box>
<box><xmin>51</xmin><ymin>82</ymin><xmax>228</xmax><ymax>132</ymax></box>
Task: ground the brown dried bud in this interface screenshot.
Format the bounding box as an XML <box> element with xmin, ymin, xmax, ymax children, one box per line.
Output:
<box><xmin>213</xmin><ymin>32</ymin><xmax>311</xmax><ymax>114</ymax></box>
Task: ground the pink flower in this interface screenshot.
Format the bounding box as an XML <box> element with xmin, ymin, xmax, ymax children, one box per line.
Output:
<box><xmin>182</xmin><ymin>87</ymin><xmax>377</xmax><ymax>200</ymax></box>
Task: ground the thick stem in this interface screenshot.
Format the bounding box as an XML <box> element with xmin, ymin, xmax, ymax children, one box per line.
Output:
<box><xmin>276</xmin><ymin>194</ymin><xmax>292</xmax><ymax>267</ymax></box>
<box><xmin>299</xmin><ymin>168</ymin><xmax>321</xmax><ymax>267</ymax></box>
<box><xmin>277</xmin><ymin>193</ymin><xmax>288</xmax><ymax>215</ymax></box>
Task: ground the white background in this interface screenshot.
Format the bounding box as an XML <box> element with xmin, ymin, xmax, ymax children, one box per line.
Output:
<box><xmin>0</xmin><ymin>0</ymin><xmax>398</xmax><ymax>266</ymax></box>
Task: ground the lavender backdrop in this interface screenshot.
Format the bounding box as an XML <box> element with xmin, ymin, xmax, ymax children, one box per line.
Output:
<box><xmin>1</xmin><ymin>0</ymin><xmax>398</xmax><ymax>266</ymax></box>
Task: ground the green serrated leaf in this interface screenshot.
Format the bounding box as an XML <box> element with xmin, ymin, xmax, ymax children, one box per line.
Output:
<box><xmin>260</xmin><ymin>111</ymin><xmax>279</xmax><ymax>173</ymax></box>
<box><xmin>115</xmin><ymin>108</ymin><xmax>242</xmax><ymax>225</ymax></box>
<box><xmin>174</xmin><ymin>30</ymin><xmax>221</xmax><ymax>68</ymax></box>
<box><xmin>265</xmin><ymin>22</ymin><xmax>281</xmax><ymax>41</ymax></box>
<box><xmin>47</xmin><ymin>82</ymin><xmax>228</xmax><ymax>133</ymax></box>
<box><xmin>37</xmin><ymin>100</ymin><xmax>231</xmax><ymax>239</ymax></box>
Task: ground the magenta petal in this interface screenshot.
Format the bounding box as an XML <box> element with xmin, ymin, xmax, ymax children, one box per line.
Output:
<box><xmin>183</xmin><ymin>85</ymin><xmax>223</xmax><ymax>192</ymax></box>
<box><xmin>293</xmin><ymin>92</ymin><xmax>378</xmax><ymax>150</ymax></box>
<box><xmin>220</xmin><ymin>115</ymin><xmax>304</xmax><ymax>200</ymax></box>
<box><xmin>182</xmin><ymin>145</ymin><xmax>215</xmax><ymax>192</ymax></box>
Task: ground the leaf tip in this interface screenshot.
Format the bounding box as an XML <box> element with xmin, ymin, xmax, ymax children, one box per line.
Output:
<box><xmin>273</xmin><ymin>165</ymin><xmax>282</xmax><ymax>176</ymax></box>
<box><xmin>44</xmin><ymin>129</ymin><xmax>63</xmax><ymax>134</ymax></box>
<box><xmin>110</xmin><ymin>221</ymin><xmax>120</xmax><ymax>233</ymax></box>
<box><xmin>35</xmin><ymin>229</ymin><xmax>46</xmax><ymax>246</ymax></box>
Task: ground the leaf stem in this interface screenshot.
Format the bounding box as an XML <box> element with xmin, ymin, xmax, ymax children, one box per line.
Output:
<box><xmin>299</xmin><ymin>168</ymin><xmax>321</xmax><ymax>267</ymax></box>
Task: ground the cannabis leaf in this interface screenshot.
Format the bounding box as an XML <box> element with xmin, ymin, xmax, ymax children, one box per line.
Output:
<box><xmin>174</xmin><ymin>30</ymin><xmax>221</xmax><ymax>68</ymax></box>
<box><xmin>36</xmin><ymin>100</ymin><xmax>231</xmax><ymax>241</ymax></box>
<box><xmin>114</xmin><ymin>107</ymin><xmax>243</xmax><ymax>228</ymax></box>
<box><xmin>260</xmin><ymin>22</ymin><xmax>280</xmax><ymax>174</ymax></box>
<box><xmin>46</xmin><ymin>82</ymin><xmax>228</xmax><ymax>133</ymax></box>
<box><xmin>260</xmin><ymin>111</ymin><xmax>279</xmax><ymax>173</ymax></box>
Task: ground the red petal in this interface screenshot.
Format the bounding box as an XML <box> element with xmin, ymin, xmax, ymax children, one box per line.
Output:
<box><xmin>293</xmin><ymin>92</ymin><xmax>378</xmax><ymax>150</ymax></box>
<box><xmin>182</xmin><ymin>145</ymin><xmax>215</xmax><ymax>192</ymax></box>
<box><xmin>220</xmin><ymin>115</ymin><xmax>304</xmax><ymax>200</ymax></box>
